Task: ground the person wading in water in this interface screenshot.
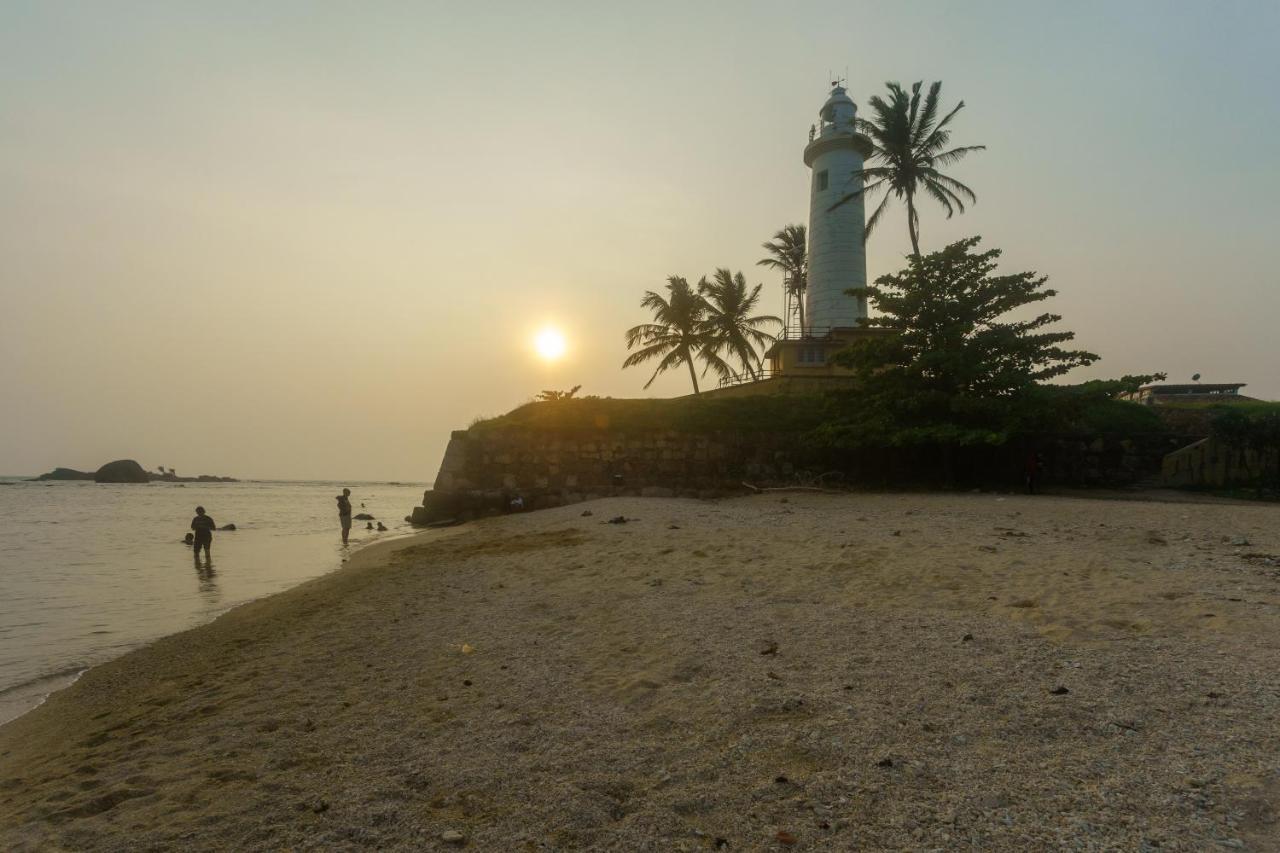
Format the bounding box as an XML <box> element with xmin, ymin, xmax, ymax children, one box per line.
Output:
<box><xmin>190</xmin><ymin>506</ymin><xmax>216</xmax><ymax>560</ymax></box>
<box><xmin>337</xmin><ymin>488</ymin><xmax>353</xmax><ymax>545</ymax></box>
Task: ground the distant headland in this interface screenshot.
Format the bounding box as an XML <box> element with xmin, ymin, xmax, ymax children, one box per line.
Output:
<box><xmin>29</xmin><ymin>459</ymin><xmax>237</xmax><ymax>484</ymax></box>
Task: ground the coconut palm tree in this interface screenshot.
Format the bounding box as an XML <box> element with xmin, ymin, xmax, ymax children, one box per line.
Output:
<box><xmin>623</xmin><ymin>276</ymin><xmax>727</xmax><ymax>395</ymax></box>
<box><xmin>833</xmin><ymin>80</ymin><xmax>984</xmax><ymax>257</ymax></box>
<box><xmin>757</xmin><ymin>224</ymin><xmax>808</xmax><ymax>335</ymax></box>
<box><xmin>699</xmin><ymin>269</ymin><xmax>780</xmax><ymax>381</ymax></box>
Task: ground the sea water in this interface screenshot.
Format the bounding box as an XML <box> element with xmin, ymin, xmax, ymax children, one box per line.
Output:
<box><xmin>0</xmin><ymin>477</ymin><xmax>428</xmax><ymax>724</ymax></box>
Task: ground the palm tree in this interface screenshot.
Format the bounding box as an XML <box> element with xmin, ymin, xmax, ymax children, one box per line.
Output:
<box><xmin>623</xmin><ymin>276</ymin><xmax>727</xmax><ymax>395</ymax></box>
<box><xmin>757</xmin><ymin>224</ymin><xmax>807</xmax><ymax>334</ymax></box>
<box><xmin>699</xmin><ymin>269</ymin><xmax>780</xmax><ymax>381</ymax></box>
<box><xmin>834</xmin><ymin>81</ymin><xmax>984</xmax><ymax>257</ymax></box>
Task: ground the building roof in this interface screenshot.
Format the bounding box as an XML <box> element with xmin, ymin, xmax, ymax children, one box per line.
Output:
<box><xmin>1139</xmin><ymin>383</ymin><xmax>1246</xmax><ymax>393</ymax></box>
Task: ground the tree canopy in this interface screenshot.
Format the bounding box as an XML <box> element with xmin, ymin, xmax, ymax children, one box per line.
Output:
<box><xmin>833</xmin><ymin>80</ymin><xmax>984</xmax><ymax>257</ymax></box>
<box><xmin>622</xmin><ymin>276</ymin><xmax>727</xmax><ymax>395</ymax></box>
<box><xmin>827</xmin><ymin>237</ymin><xmax>1104</xmax><ymax>445</ymax></box>
<box><xmin>757</xmin><ymin>224</ymin><xmax>807</xmax><ymax>333</ymax></box>
<box><xmin>699</xmin><ymin>269</ymin><xmax>779</xmax><ymax>382</ymax></box>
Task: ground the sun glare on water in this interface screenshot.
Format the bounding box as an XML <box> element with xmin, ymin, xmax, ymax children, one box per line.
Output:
<box><xmin>534</xmin><ymin>327</ymin><xmax>567</xmax><ymax>361</ymax></box>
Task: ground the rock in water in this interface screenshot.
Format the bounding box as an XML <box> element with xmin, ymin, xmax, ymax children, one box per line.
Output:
<box><xmin>93</xmin><ymin>459</ymin><xmax>150</xmax><ymax>484</ymax></box>
<box><xmin>31</xmin><ymin>467</ymin><xmax>94</xmax><ymax>481</ymax></box>
<box><xmin>354</xmin><ymin>513</ymin><xmax>375</xmax><ymax>520</ymax></box>
<box><xmin>219</xmin><ymin>523</ymin><xmax>237</xmax><ymax>531</ymax></box>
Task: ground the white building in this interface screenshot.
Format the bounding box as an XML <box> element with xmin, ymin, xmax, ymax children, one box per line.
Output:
<box><xmin>753</xmin><ymin>83</ymin><xmax>886</xmax><ymax>392</ymax></box>
<box><xmin>803</xmin><ymin>83</ymin><xmax>869</xmax><ymax>331</ymax></box>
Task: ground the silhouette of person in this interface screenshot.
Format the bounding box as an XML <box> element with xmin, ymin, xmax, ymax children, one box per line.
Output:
<box><xmin>337</xmin><ymin>488</ymin><xmax>353</xmax><ymax>544</ymax></box>
<box><xmin>190</xmin><ymin>506</ymin><xmax>216</xmax><ymax>560</ymax></box>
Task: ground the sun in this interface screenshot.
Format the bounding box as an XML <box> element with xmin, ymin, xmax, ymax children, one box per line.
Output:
<box><xmin>534</xmin><ymin>327</ymin><xmax>567</xmax><ymax>361</ymax></box>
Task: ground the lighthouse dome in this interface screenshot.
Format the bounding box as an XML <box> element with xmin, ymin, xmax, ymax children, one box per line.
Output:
<box><xmin>819</xmin><ymin>85</ymin><xmax>857</xmax><ymax>129</ymax></box>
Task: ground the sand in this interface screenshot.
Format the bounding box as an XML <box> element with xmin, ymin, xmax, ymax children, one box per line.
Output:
<box><xmin>2</xmin><ymin>492</ymin><xmax>1279</xmax><ymax>851</ymax></box>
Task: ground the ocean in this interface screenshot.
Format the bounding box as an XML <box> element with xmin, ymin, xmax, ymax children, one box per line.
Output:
<box><xmin>0</xmin><ymin>477</ymin><xmax>428</xmax><ymax>725</ymax></box>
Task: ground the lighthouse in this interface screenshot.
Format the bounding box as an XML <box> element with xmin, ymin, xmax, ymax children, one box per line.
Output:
<box><xmin>803</xmin><ymin>83</ymin><xmax>868</xmax><ymax>330</ymax></box>
<box><xmin>755</xmin><ymin>82</ymin><xmax>888</xmax><ymax>391</ymax></box>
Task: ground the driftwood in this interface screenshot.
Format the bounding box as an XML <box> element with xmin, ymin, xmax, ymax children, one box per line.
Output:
<box><xmin>741</xmin><ymin>482</ymin><xmax>844</xmax><ymax>495</ymax></box>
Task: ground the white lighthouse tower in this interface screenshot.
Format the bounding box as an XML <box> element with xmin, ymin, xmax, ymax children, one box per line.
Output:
<box><xmin>803</xmin><ymin>83</ymin><xmax>867</xmax><ymax>331</ymax></box>
<box><xmin>757</xmin><ymin>82</ymin><xmax>887</xmax><ymax>389</ymax></box>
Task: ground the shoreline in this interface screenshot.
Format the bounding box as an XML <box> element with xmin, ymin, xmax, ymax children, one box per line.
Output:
<box><xmin>3</xmin><ymin>493</ymin><xmax>1279</xmax><ymax>850</ymax></box>
<box><xmin>0</xmin><ymin>526</ymin><xmax>447</xmax><ymax>730</ymax></box>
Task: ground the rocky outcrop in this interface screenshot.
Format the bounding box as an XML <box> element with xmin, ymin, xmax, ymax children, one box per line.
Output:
<box><xmin>93</xmin><ymin>459</ymin><xmax>151</xmax><ymax>484</ymax></box>
<box><xmin>31</xmin><ymin>467</ymin><xmax>94</xmax><ymax>481</ymax></box>
<box><xmin>32</xmin><ymin>461</ymin><xmax>236</xmax><ymax>483</ymax></box>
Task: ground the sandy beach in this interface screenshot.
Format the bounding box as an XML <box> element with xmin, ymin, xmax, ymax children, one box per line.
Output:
<box><xmin>2</xmin><ymin>492</ymin><xmax>1279</xmax><ymax>851</ymax></box>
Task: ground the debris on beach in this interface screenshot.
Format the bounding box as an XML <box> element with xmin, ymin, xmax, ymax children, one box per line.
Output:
<box><xmin>1050</xmin><ymin>686</ymin><xmax>1071</xmax><ymax>695</ymax></box>
<box><xmin>775</xmin><ymin>829</ymin><xmax>797</xmax><ymax>845</ymax></box>
<box><xmin>606</xmin><ymin>515</ymin><xmax>630</xmax><ymax>524</ymax></box>
<box><xmin>581</xmin><ymin>510</ymin><xmax>593</xmax><ymax>516</ymax></box>
<box><xmin>459</xmin><ymin>643</ymin><xmax>476</xmax><ymax>655</ymax></box>
<box><xmin>441</xmin><ymin>829</ymin><xmax>466</xmax><ymax>844</ymax></box>
<box><xmin>757</xmin><ymin>639</ymin><xmax>779</xmax><ymax>656</ymax></box>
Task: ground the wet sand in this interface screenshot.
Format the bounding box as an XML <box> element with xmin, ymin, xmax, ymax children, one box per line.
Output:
<box><xmin>2</xmin><ymin>493</ymin><xmax>1279</xmax><ymax>851</ymax></box>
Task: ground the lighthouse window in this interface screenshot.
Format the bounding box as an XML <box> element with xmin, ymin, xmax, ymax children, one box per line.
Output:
<box><xmin>816</xmin><ymin>170</ymin><xmax>829</xmax><ymax>192</ymax></box>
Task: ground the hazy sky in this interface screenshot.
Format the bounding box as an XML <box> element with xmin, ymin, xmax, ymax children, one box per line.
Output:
<box><xmin>3</xmin><ymin>1</ymin><xmax>1277</xmax><ymax>480</ymax></box>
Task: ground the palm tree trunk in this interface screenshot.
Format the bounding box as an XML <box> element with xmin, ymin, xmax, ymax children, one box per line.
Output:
<box><xmin>797</xmin><ymin>287</ymin><xmax>806</xmax><ymax>335</ymax></box>
<box><xmin>684</xmin><ymin>348</ymin><xmax>701</xmax><ymax>395</ymax></box>
<box><xmin>906</xmin><ymin>192</ymin><xmax>921</xmax><ymax>257</ymax></box>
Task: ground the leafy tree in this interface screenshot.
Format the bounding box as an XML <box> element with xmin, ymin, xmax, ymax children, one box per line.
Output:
<box><xmin>623</xmin><ymin>277</ymin><xmax>728</xmax><ymax>395</ymax></box>
<box><xmin>829</xmin><ymin>237</ymin><xmax>1100</xmax><ymax>444</ymax></box>
<box><xmin>699</xmin><ymin>269</ymin><xmax>780</xmax><ymax>381</ymax></box>
<box><xmin>757</xmin><ymin>224</ymin><xmax>808</xmax><ymax>333</ymax></box>
<box><xmin>833</xmin><ymin>81</ymin><xmax>984</xmax><ymax>257</ymax></box>
<box><xmin>536</xmin><ymin>385</ymin><xmax>582</xmax><ymax>402</ymax></box>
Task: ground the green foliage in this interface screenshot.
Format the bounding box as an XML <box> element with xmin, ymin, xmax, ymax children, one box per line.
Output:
<box><xmin>757</xmin><ymin>224</ymin><xmax>807</xmax><ymax>331</ymax></box>
<box><xmin>699</xmin><ymin>269</ymin><xmax>780</xmax><ymax>382</ymax></box>
<box><xmin>470</xmin><ymin>394</ymin><xmax>832</xmax><ymax>436</ymax></box>
<box><xmin>1211</xmin><ymin>405</ymin><xmax>1280</xmax><ymax>493</ymax></box>
<box><xmin>1212</xmin><ymin>406</ymin><xmax>1280</xmax><ymax>450</ymax></box>
<box><xmin>833</xmin><ymin>80</ymin><xmax>985</xmax><ymax>256</ymax></box>
<box><xmin>536</xmin><ymin>385</ymin><xmax>582</xmax><ymax>402</ymax></box>
<box><xmin>471</xmin><ymin>385</ymin><xmax>1161</xmax><ymax>447</ymax></box>
<box><xmin>826</xmin><ymin>237</ymin><xmax>1109</xmax><ymax>446</ymax></box>
<box><xmin>622</xmin><ymin>273</ymin><xmax>778</xmax><ymax>393</ymax></box>
<box><xmin>622</xmin><ymin>276</ymin><xmax>727</xmax><ymax>395</ymax></box>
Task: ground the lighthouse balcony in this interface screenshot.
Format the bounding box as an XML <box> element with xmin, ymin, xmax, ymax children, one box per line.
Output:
<box><xmin>705</xmin><ymin>325</ymin><xmax>894</xmax><ymax>397</ymax></box>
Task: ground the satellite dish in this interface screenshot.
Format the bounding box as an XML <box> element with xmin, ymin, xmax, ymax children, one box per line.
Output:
<box><xmin>1192</xmin><ymin>373</ymin><xmax>1201</xmax><ymax>382</ymax></box>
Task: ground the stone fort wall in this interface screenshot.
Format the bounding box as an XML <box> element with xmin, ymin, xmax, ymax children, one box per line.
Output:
<box><xmin>413</xmin><ymin>427</ymin><xmax>1189</xmax><ymax>523</ymax></box>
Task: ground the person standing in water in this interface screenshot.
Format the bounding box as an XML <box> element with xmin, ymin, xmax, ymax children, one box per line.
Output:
<box><xmin>337</xmin><ymin>488</ymin><xmax>353</xmax><ymax>544</ymax></box>
<box><xmin>190</xmin><ymin>506</ymin><xmax>216</xmax><ymax>560</ymax></box>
